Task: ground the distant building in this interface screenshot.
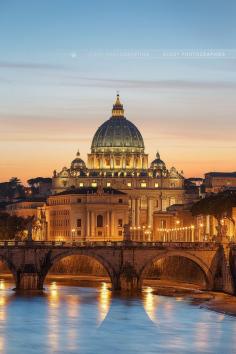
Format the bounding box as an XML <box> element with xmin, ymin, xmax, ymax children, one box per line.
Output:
<box><xmin>46</xmin><ymin>187</ymin><xmax>129</xmax><ymax>242</ymax></box>
<box><xmin>205</xmin><ymin>172</ymin><xmax>236</xmax><ymax>194</ymax></box>
<box><xmin>52</xmin><ymin>95</ymin><xmax>196</xmax><ymax>235</ymax></box>
<box><xmin>6</xmin><ymin>199</ymin><xmax>46</xmax><ymax>218</ymax></box>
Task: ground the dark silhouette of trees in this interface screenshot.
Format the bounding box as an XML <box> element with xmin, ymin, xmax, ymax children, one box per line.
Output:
<box><xmin>191</xmin><ymin>191</ymin><xmax>236</xmax><ymax>235</ymax></box>
<box><xmin>0</xmin><ymin>177</ymin><xmax>25</xmax><ymax>200</ymax></box>
<box><xmin>0</xmin><ymin>213</ymin><xmax>32</xmax><ymax>240</ymax></box>
<box><xmin>27</xmin><ymin>177</ymin><xmax>52</xmax><ymax>195</ymax></box>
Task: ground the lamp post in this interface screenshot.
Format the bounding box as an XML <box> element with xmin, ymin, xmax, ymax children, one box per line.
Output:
<box><xmin>71</xmin><ymin>228</ymin><xmax>76</xmax><ymax>243</ymax></box>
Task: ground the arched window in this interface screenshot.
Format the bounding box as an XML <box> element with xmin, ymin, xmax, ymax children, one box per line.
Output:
<box><xmin>97</xmin><ymin>215</ymin><xmax>103</xmax><ymax>227</ymax></box>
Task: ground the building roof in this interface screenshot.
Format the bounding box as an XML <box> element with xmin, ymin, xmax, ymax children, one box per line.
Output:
<box><xmin>205</xmin><ymin>172</ymin><xmax>236</xmax><ymax>178</ymax></box>
<box><xmin>53</xmin><ymin>187</ymin><xmax>126</xmax><ymax>196</ymax></box>
<box><xmin>91</xmin><ymin>94</ymin><xmax>144</xmax><ymax>153</ymax></box>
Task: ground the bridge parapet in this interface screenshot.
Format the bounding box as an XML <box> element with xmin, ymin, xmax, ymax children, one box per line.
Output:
<box><xmin>0</xmin><ymin>240</ymin><xmax>219</xmax><ymax>250</ymax></box>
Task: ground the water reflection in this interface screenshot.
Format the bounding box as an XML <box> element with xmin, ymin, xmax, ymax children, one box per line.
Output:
<box><xmin>0</xmin><ymin>277</ymin><xmax>235</xmax><ymax>354</ymax></box>
<box><xmin>97</xmin><ymin>282</ymin><xmax>111</xmax><ymax>325</ymax></box>
<box><xmin>48</xmin><ymin>282</ymin><xmax>60</xmax><ymax>353</ymax></box>
<box><xmin>142</xmin><ymin>286</ymin><xmax>159</xmax><ymax>324</ymax></box>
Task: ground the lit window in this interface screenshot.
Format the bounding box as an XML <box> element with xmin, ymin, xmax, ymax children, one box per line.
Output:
<box><xmin>79</xmin><ymin>182</ymin><xmax>84</xmax><ymax>187</ymax></box>
<box><xmin>91</xmin><ymin>182</ymin><xmax>97</xmax><ymax>187</ymax></box>
<box><xmin>127</xmin><ymin>182</ymin><xmax>132</xmax><ymax>187</ymax></box>
<box><xmin>106</xmin><ymin>182</ymin><xmax>111</xmax><ymax>187</ymax></box>
<box><xmin>141</xmin><ymin>182</ymin><xmax>147</xmax><ymax>188</ymax></box>
<box><xmin>97</xmin><ymin>215</ymin><xmax>103</xmax><ymax>227</ymax></box>
<box><xmin>155</xmin><ymin>182</ymin><xmax>159</xmax><ymax>188</ymax></box>
<box><xmin>118</xmin><ymin>219</ymin><xmax>123</xmax><ymax>227</ymax></box>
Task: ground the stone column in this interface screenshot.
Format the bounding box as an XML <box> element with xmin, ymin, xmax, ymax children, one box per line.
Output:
<box><xmin>86</xmin><ymin>210</ymin><xmax>90</xmax><ymax>240</ymax></box>
<box><xmin>135</xmin><ymin>198</ymin><xmax>140</xmax><ymax>228</ymax></box>
<box><xmin>110</xmin><ymin>211</ymin><xmax>114</xmax><ymax>238</ymax></box>
<box><xmin>131</xmin><ymin>198</ymin><xmax>136</xmax><ymax>227</ymax></box>
<box><xmin>91</xmin><ymin>211</ymin><xmax>95</xmax><ymax>239</ymax></box>
<box><xmin>147</xmin><ymin>197</ymin><xmax>153</xmax><ymax>228</ymax></box>
<box><xmin>106</xmin><ymin>210</ymin><xmax>110</xmax><ymax>240</ymax></box>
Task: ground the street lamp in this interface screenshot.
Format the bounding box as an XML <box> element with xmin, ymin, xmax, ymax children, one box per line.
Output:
<box><xmin>71</xmin><ymin>228</ymin><xmax>76</xmax><ymax>243</ymax></box>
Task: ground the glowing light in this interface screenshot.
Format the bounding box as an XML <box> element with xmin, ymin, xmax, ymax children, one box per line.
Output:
<box><xmin>97</xmin><ymin>282</ymin><xmax>111</xmax><ymax>325</ymax></box>
<box><xmin>142</xmin><ymin>287</ymin><xmax>159</xmax><ymax>324</ymax></box>
<box><xmin>0</xmin><ymin>280</ymin><xmax>5</xmax><ymax>290</ymax></box>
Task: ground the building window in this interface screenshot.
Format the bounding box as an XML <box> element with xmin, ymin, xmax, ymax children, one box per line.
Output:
<box><xmin>79</xmin><ymin>182</ymin><xmax>84</xmax><ymax>187</ymax></box>
<box><xmin>106</xmin><ymin>182</ymin><xmax>111</xmax><ymax>187</ymax></box>
<box><xmin>171</xmin><ymin>183</ymin><xmax>175</xmax><ymax>188</ymax></box>
<box><xmin>97</xmin><ymin>215</ymin><xmax>103</xmax><ymax>227</ymax></box>
<box><xmin>77</xmin><ymin>218</ymin><xmax>82</xmax><ymax>227</ymax></box>
<box><xmin>141</xmin><ymin>182</ymin><xmax>147</xmax><ymax>188</ymax></box>
<box><xmin>77</xmin><ymin>230</ymin><xmax>81</xmax><ymax>236</ymax></box>
<box><xmin>115</xmin><ymin>158</ymin><xmax>121</xmax><ymax>166</ymax></box>
<box><xmin>77</xmin><ymin>198</ymin><xmax>82</xmax><ymax>203</ymax></box>
<box><xmin>156</xmin><ymin>200</ymin><xmax>159</xmax><ymax>208</ymax></box>
<box><xmin>118</xmin><ymin>219</ymin><xmax>123</xmax><ymax>227</ymax></box>
<box><xmin>118</xmin><ymin>230</ymin><xmax>123</xmax><ymax>236</ymax></box>
<box><xmin>91</xmin><ymin>182</ymin><xmax>97</xmax><ymax>188</ymax></box>
<box><xmin>127</xmin><ymin>182</ymin><xmax>132</xmax><ymax>187</ymax></box>
<box><xmin>98</xmin><ymin>231</ymin><xmax>103</xmax><ymax>236</ymax></box>
<box><xmin>118</xmin><ymin>198</ymin><xmax>123</xmax><ymax>204</ymax></box>
<box><xmin>154</xmin><ymin>182</ymin><xmax>159</xmax><ymax>188</ymax></box>
<box><xmin>161</xmin><ymin>219</ymin><xmax>167</xmax><ymax>228</ymax></box>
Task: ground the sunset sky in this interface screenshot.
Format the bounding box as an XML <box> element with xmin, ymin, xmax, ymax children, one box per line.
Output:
<box><xmin>0</xmin><ymin>0</ymin><xmax>236</xmax><ymax>183</ymax></box>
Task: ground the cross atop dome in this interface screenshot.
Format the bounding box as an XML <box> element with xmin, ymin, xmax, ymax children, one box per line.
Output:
<box><xmin>112</xmin><ymin>93</ymin><xmax>124</xmax><ymax>117</ymax></box>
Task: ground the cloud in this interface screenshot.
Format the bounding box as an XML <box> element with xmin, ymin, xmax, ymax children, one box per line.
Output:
<box><xmin>0</xmin><ymin>61</ymin><xmax>64</xmax><ymax>70</ymax></box>
<box><xmin>58</xmin><ymin>76</ymin><xmax>236</xmax><ymax>90</ymax></box>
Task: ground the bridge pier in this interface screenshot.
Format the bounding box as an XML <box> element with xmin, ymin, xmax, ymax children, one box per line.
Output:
<box><xmin>119</xmin><ymin>262</ymin><xmax>141</xmax><ymax>292</ymax></box>
<box><xmin>16</xmin><ymin>265</ymin><xmax>43</xmax><ymax>291</ymax></box>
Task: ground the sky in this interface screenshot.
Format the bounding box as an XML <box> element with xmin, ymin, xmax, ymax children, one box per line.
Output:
<box><xmin>0</xmin><ymin>0</ymin><xmax>236</xmax><ymax>183</ymax></box>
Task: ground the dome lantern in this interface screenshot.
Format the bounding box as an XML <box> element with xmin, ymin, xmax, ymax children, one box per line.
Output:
<box><xmin>150</xmin><ymin>151</ymin><xmax>166</xmax><ymax>171</ymax></box>
<box><xmin>112</xmin><ymin>93</ymin><xmax>124</xmax><ymax>117</ymax></box>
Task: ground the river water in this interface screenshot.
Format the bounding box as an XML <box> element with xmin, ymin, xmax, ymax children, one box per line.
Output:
<box><xmin>0</xmin><ymin>278</ymin><xmax>236</xmax><ymax>354</ymax></box>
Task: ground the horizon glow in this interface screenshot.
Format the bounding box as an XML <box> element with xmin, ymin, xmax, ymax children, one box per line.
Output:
<box><xmin>0</xmin><ymin>0</ymin><xmax>236</xmax><ymax>183</ymax></box>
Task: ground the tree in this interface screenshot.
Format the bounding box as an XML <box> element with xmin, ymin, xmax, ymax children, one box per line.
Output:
<box><xmin>191</xmin><ymin>190</ymin><xmax>236</xmax><ymax>237</ymax></box>
<box><xmin>0</xmin><ymin>178</ymin><xmax>25</xmax><ymax>200</ymax></box>
<box><xmin>0</xmin><ymin>213</ymin><xmax>32</xmax><ymax>240</ymax></box>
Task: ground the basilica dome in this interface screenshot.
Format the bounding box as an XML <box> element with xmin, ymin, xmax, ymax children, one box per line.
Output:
<box><xmin>150</xmin><ymin>152</ymin><xmax>166</xmax><ymax>170</ymax></box>
<box><xmin>71</xmin><ymin>151</ymin><xmax>86</xmax><ymax>171</ymax></box>
<box><xmin>91</xmin><ymin>95</ymin><xmax>144</xmax><ymax>153</ymax></box>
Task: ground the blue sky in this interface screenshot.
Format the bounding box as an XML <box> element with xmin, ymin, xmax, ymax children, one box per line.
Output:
<box><xmin>0</xmin><ymin>0</ymin><xmax>236</xmax><ymax>181</ymax></box>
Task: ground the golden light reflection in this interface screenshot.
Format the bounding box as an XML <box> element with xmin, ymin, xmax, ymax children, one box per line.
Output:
<box><xmin>142</xmin><ymin>287</ymin><xmax>159</xmax><ymax>324</ymax></box>
<box><xmin>0</xmin><ymin>337</ymin><xmax>5</xmax><ymax>352</ymax></box>
<box><xmin>0</xmin><ymin>280</ymin><xmax>5</xmax><ymax>290</ymax></box>
<box><xmin>0</xmin><ymin>279</ymin><xmax>7</xmax><ymax>352</ymax></box>
<box><xmin>48</xmin><ymin>281</ymin><xmax>60</xmax><ymax>352</ymax></box>
<box><xmin>97</xmin><ymin>282</ymin><xmax>111</xmax><ymax>325</ymax></box>
<box><xmin>194</xmin><ymin>321</ymin><xmax>210</xmax><ymax>351</ymax></box>
<box><xmin>49</xmin><ymin>282</ymin><xmax>59</xmax><ymax>306</ymax></box>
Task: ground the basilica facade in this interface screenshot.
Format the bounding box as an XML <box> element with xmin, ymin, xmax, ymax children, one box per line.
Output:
<box><xmin>51</xmin><ymin>95</ymin><xmax>187</xmax><ymax>239</ymax></box>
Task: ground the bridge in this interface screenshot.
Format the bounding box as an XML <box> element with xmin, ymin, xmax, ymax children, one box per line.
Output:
<box><xmin>0</xmin><ymin>240</ymin><xmax>235</xmax><ymax>294</ymax></box>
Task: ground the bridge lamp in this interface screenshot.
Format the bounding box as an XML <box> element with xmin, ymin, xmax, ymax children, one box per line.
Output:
<box><xmin>71</xmin><ymin>228</ymin><xmax>76</xmax><ymax>242</ymax></box>
<box><xmin>176</xmin><ymin>220</ymin><xmax>180</xmax><ymax>225</ymax></box>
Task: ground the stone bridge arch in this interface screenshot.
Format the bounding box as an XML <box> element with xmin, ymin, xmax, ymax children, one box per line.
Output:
<box><xmin>0</xmin><ymin>254</ymin><xmax>17</xmax><ymax>285</ymax></box>
<box><xmin>41</xmin><ymin>249</ymin><xmax>119</xmax><ymax>290</ymax></box>
<box><xmin>138</xmin><ymin>250</ymin><xmax>214</xmax><ymax>290</ymax></box>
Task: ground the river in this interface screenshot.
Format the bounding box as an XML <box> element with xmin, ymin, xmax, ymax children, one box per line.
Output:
<box><xmin>0</xmin><ymin>276</ymin><xmax>236</xmax><ymax>354</ymax></box>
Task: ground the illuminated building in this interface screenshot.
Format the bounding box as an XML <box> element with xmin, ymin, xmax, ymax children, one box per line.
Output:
<box><xmin>52</xmin><ymin>95</ymin><xmax>187</xmax><ymax>238</ymax></box>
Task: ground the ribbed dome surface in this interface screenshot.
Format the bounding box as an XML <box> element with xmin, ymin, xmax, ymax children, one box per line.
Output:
<box><xmin>91</xmin><ymin>116</ymin><xmax>144</xmax><ymax>152</ymax></box>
